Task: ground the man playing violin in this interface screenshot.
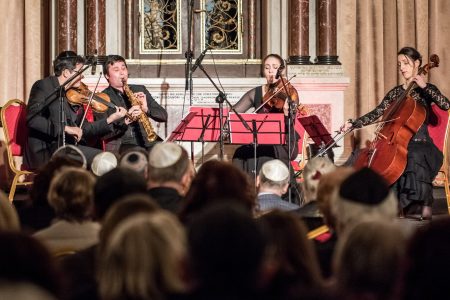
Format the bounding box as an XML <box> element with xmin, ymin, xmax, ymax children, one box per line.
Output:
<box><xmin>25</xmin><ymin>51</ymin><xmax>127</xmax><ymax>170</ymax></box>
<box><xmin>96</xmin><ymin>55</ymin><xmax>168</xmax><ymax>154</ymax></box>
<box><xmin>232</xmin><ymin>54</ymin><xmax>301</xmax><ymax>181</ymax></box>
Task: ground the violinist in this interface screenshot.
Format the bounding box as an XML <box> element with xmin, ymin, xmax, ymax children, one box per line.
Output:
<box><xmin>25</xmin><ymin>51</ymin><xmax>127</xmax><ymax>170</ymax></box>
<box><xmin>341</xmin><ymin>47</ymin><xmax>450</xmax><ymax>220</ymax></box>
<box><xmin>232</xmin><ymin>53</ymin><xmax>301</xmax><ymax>177</ymax></box>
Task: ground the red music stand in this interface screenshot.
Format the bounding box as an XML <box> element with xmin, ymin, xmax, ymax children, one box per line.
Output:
<box><xmin>298</xmin><ymin>115</ymin><xmax>334</xmax><ymax>148</ymax></box>
<box><xmin>167</xmin><ymin>107</ymin><xmax>229</xmax><ymax>142</ymax></box>
<box><xmin>228</xmin><ymin>112</ymin><xmax>286</xmax><ymax>145</ymax></box>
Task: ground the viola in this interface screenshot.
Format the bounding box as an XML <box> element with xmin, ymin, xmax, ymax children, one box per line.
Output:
<box><xmin>66</xmin><ymin>82</ymin><xmax>116</xmax><ymax>113</ymax></box>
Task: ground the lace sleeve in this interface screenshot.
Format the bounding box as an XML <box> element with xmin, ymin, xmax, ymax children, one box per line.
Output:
<box><xmin>352</xmin><ymin>87</ymin><xmax>402</xmax><ymax>128</ymax></box>
<box><xmin>423</xmin><ymin>83</ymin><xmax>450</xmax><ymax>111</ymax></box>
<box><xmin>233</xmin><ymin>88</ymin><xmax>257</xmax><ymax>113</ymax></box>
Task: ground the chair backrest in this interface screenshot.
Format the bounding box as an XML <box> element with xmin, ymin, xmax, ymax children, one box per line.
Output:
<box><xmin>428</xmin><ymin>104</ymin><xmax>450</xmax><ymax>152</ymax></box>
<box><xmin>1</xmin><ymin>99</ymin><xmax>28</xmax><ymax>157</ymax></box>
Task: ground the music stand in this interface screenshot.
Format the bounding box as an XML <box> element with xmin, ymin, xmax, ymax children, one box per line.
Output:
<box><xmin>167</xmin><ymin>107</ymin><xmax>229</xmax><ymax>162</ymax></box>
<box><xmin>228</xmin><ymin>112</ymin><xmax>286</xmax><ymax>182</ymax></box>
<box><xmin>298</xmin><ymin>115</ymin><xmax>334</xmax><ymax>148</ymax></box>
<box><xmin>296</xmin><ymin>115</ymin><xmax>335</xmax><ymax>176</ymax></box>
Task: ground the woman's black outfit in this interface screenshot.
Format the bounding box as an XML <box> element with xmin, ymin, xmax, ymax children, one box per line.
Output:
<box><xmin>232</xmin><ymin>86</ymin><xmax>299</xmax><ymax>175</ymax></box>
<box><xmin>351</xmin><ymin>83</ymin><xmax>450</xmax><ymax>209</ymax></box>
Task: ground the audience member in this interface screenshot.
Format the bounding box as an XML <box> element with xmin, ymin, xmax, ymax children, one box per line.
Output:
<box><xmin>302</xmin><ymin>157</ymin><xmax>336</xmax><ymax>203</ymax></box>
<box><xmin>313</xmin><ymin>166</ymin><xmax>355</xmax><ymax>278</ymax></box>
<box><xmin>258</xmin><ymin>210</ymin><xmax>328</xmax><ymax>300</ymax></box>
<box><xmin>17</xmin><ymin>156</ymin><xmax>83</xmax><ymax>233</ymax></box>
<box><xmin>33</xmin><ymin>167</ymin><xmax>99</xmax><ymax>254</ymax></box>
<box><xmin>98</xmin><ymin>211</ymin><xmax>187</xmax><ymax>300</ymax></box>
<box><xmin>256</xmin><ymin>159</ymin><xmax>299</xmax><ymax>213</ymax></box>
<box><xmin>316</xmin><ymin>167</ymin><xmax>355</xmax><ymax>231</ymax></box>
<box><xmin>0</xmin><ymin>190</ymin><xmax>20</xmax><ymax>231</ymax></box>
<box><xmin>147</xmin><ymin>142</ymin><xmax>194</xmax><ymax>213</ymax></box>
<box><xmin>119</xmin><ymin>148</ymin><xmax>149</xmax><ymax>178</ymax></box>
<box><xmin>60</xmin><ymin>194</ymin><xmax>159</xmax><ymax>300</ymax></box>
<box><xmin>333</xmin><ymin>167</ymin><xmax>398</xmax><ymax>235</ymax></box>
<box><xmin>186</xmin><ymin>203</ymin><xmax>266</xmax><ymax>299</ymax></box>
<box><xmin>295</xmin><ymin>156</ymin><xmax>336</xmax><ymax>230</ymax></box>
<box><xmin>0</xmin><ymin>281</ymin><xmax>57</xmax><ymax>300</ymax></box>
<box><xmin>0</xmin><ymin>232</ymin><xmax>63</xmax><ymax>298</ymax></box>
<box><xmin>93</xmin><ymin>167</ymin><xmax>148</xmax><ymax>221</ymax></box>
<box><xmin>91</xmin><ymin>151</ymin><xmax>118</xmax><ymax>177</ymax></box>
<box><xmin>402</xmin><ymin>217</ymin><xmax>450</xmax><ymax>300</ymax></box>
<box><xmin>333</xmin><ymin>220</ymin><xmax>406</xmax><ymax>300</ymax></box>
<box><xmin>179</xmin><ymin>160</ymin><xmax>256</xmax><ymax>223</ymax></box>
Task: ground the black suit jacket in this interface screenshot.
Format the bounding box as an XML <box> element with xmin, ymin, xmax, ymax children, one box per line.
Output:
<box><xmin>97</xmin><ymin>85</ymin><xmax>168</xmax><ymax>152</ymax></box>
<box><xmin>25</xmin><ymin>76</ymin><xmax>113</xmax><ymax>169</ymax></box>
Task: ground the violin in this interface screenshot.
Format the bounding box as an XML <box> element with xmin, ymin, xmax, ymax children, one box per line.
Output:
<box><xmin>66</xmin><ymin>82</ymin><xmax>116</xmax><ymax>113</ymax></box>
<box><xmin>259</xmin><ymin>77</ymin><xmax>307</xmax><ymax>115</ymax></box>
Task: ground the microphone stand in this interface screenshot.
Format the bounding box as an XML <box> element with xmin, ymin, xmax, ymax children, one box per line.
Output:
<box><xmin>277</xmin><ymin>70</ymin><xmax>297</xmax><ymax>203</ymax></box>
<box><xmin>185</xmin><ymin>0</ymin><xmax>195</xmax><ymax>162</ymax></box>
<box><xmin>196</xmin><ymin>63</ymin><xmax>252</xmax><ymax>160</ymax></box>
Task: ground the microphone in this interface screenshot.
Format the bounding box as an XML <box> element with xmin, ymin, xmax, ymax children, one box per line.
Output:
<box><xmin>275</xmin><ymin>64</ymin><xmax>284</xmax><ymax>79</ymax></box>
<box><xmin>90</xmin><ymin>52</ymin><xmax>98</xmax><ymax>75</ymax></box>
<box><xmin>191</xmin><ymin>47</ymin><xmax>209</xmax><ymax>73</ymax></box>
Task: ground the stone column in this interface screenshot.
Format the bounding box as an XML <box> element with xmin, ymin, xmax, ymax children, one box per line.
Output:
<box><xmin>124</xmin><ymin>0</ymin><xmax>135</xmax><ymax>59</ymax></box>
<box><xmin>316</xmin><ymin>0</ymin><xmax>340</xmax><ymax>64</ymax></box>
<box><xmin>248</xmin><ymin>0</ymin><xmax>257</xmax><ymax>59</ymax></box>
<box><xmin>57</xmin><ymin>0</ymin><xmax>77</xmax><ymax>53</ymax></box>
<box><xmin>85</xmin><ymin>0</ymin><xmax>106</xmax><ymax>56</ymax></box>
<box><xmin>289</xmin><ymin>0</ymin><xmax>311</xmax><ymax>64</ymax></box>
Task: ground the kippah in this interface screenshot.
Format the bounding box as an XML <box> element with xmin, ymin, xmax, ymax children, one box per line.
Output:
<box><xmin>149</xmin><ymin>142</ymin><xmax>182</xmax><ymax>168</ymax></box>
<box><xmin>261</xmin><ymin>159</ymin><xmax>289</xmax><ymax>182</ymax></box>
<box><xmin>91</xmin><ymin>152</ymin><xmax>117</xmax><ymax>176</ymax></box>
<box><xmin>120</xmin><ymin>151</ymin><xmax>148</xmax><ymax>173</ymax></box>
<box><xmin>52</xmin><ymin>145</ymin><xmax>87</xmax><ymax>169</ymax></box>
<box><xmin>339</xmin><ymin>167</ymin><xmax>389</xmax><ymax>205</ymax></box>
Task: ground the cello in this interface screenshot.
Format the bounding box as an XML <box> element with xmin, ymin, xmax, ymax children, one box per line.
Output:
<box><xmin>353</xmin><ymin>54</ymin><xmax>440</xmax><ymax>185</ymax></box>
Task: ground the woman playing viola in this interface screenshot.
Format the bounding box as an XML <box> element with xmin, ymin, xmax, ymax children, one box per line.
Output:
<box><xmin>232</xmin><ymin>54</ymin><xmax>301</xmax><ymax>178</ymax></box>
<box><xmin>341</xmin><ymin>47</ymin><xmax>450</xmax><ymax>220</ymax></box>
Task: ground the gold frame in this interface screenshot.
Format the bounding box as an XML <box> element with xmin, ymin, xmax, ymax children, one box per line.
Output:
<box><xmin>200</xmin><ymin>0</ymin><xmax>243</xmax><ymax>54</ymax></box>
<box><xmin>139</xmin><ymin>0</ymin><xmax>182</xmax><ymax>54</ymax></box>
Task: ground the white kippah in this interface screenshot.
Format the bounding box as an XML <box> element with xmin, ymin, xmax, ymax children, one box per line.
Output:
<box><xmin>91</xmin><ymin>151</ymin><xmax>117</xmax><ymax>176</ymax></box>
<box><xmin>261</xmin><ymin>159</ymin><xmax>289</xmax><ymax>182</ymax></box>
<box><xmin>149</xmin><ymin>142</ymin><xmax>182</xmax><ymax>168</ymax></box>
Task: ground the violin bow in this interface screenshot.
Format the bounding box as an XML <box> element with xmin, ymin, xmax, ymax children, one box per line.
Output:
<box><xmin>79</xmin><ymin>72</ymin><xmax>103</xmax><ymax>128</ymax></box>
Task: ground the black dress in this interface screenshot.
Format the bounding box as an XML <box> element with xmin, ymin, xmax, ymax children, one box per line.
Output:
<box><xmin>352</xmin><ymin>83</ymin><xmax>450</xmax><ymax>208</ymax></box>
<box><xmin>231</xmin><ymin>85</ymin><xmax>299</xmax><ymax>176</ymax></box>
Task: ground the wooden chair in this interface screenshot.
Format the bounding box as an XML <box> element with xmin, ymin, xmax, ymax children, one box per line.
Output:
<box><xmin>1</xmin><ymin>99</ymin><xmax>34</xmax><ymax>202</ymax></box>
<box><xmin>428</xmin><ymin>105</ymin><xmax>450</xmax><ymax>214</ymax></box>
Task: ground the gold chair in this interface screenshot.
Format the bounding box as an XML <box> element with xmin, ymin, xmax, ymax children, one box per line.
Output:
<box><xmin>1</xmin><ymin>99</ymin><xmax>34</xmax><ymax>202</ymax></box>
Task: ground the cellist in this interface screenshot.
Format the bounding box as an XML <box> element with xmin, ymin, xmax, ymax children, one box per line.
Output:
<box><xmin>341</xmin><ymin>47</ymin><xmax>450</xmax><ymax>220</ymax></box>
